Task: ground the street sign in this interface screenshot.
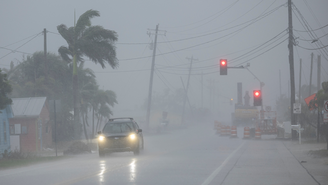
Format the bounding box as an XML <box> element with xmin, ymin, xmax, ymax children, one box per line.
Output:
<box><xmin>324</xmin><ymin>100</ymin><xmax>328</xmax><ymax>112</ymax></box>
<box><xmin>293</xmin><ymin>103</ymin><xmax>301</xmax><ymax>114</ymax></box>
<box><xmin>324</xmin><ymin>113</ymin><xmax>328</xmax><ymax>122</ymax></box>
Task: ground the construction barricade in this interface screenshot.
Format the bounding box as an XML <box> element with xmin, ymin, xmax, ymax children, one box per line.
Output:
<box><xmin>230</xmin><ymin>126</ymin><xmax>237</xmax><ymax>138</ymax></box>
<box><xmin>255</xmin><ymin>128</ymin><xmax>261</xmax><ymax>139</ymax></box>
<box><xmin>226</xmin><ymin>126</ymin><xmax>231</xmax><ymax>137</ymax></box>
<box><xmin>220</xmin><ymin>125</ymin><xmax>226</xmax><ymax>136</ymax></box>
<box><xmin>216</xmin><ymin>125</ymin><xmax>222</xmax><ymax>135</ymax></box>
<box><xmin>243</xmin><ymin>127</ymin><xmax>250</xmax><ymax>139</ymax></box>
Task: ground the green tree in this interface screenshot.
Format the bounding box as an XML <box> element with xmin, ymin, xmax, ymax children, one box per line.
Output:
<box><xmin>57</xmin><ymin>9</ymin><xmax>118</xmax><ymax>138</ymax></box>
<box><xmin>6</xmin><ymin>52</ymin><xmax>102</xmax><ymax>142</ymax></box>
<box><xmin>0</xmin><ymin>69</ymin><xmax>12</xmax><ymax>110</ymax></box>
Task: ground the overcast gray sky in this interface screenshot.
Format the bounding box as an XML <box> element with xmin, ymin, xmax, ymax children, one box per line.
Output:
<box><xmin>1</xmin><ymin>0</ymin><xmax>328</xmax><ymax>122</ymax></box>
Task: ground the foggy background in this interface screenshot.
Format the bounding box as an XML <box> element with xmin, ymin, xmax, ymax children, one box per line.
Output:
<box><xmin>1</xmin><ymin>0</ymin><xmax>328</xmax><ymax>123</ymax></box>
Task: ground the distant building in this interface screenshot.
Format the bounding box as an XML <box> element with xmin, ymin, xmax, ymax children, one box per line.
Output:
<box><xmin>0</xmin><ymin>105</ymin><xmax>13</xmax><ymax>157</ymax></box>
<box><xmin>9</xmin><ymin>97</ymin><xmax>52</xmax><ymax>153</ymax></box>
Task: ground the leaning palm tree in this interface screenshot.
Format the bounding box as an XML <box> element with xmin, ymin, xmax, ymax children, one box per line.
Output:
<box><xmin>57</xmin><ymin>9</ymin><xmax>118</xmax><ymax>138</ymax></box>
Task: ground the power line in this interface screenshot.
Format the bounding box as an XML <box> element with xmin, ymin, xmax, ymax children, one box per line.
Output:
<box><xmin>3</xmin><ymin>33</ymin><xmax>41</xmax><ymax>47</ymax></box>
<box><xmin>293</xmin><ymin>23</ymin><xmax>328</xmax><ymax>33</ymax></box>
<box><xmin>233</xmin><ymin>37</ymin><xmax>289</xmax><ymax>67</ymax></box>
<box><xmin>0</xmin><ymin>32</ymin><xmax>42</xmax><ymax>60</ymax></box>
<box><xmin>119</xmin><ymin>4</ymin><xmax>285</xmax><ymax>62</ymax></box>
<box><xmin>161</xmin><ymin>0</ymin><xmax>240</xmax><ymax>30</ymax></box>
<box><xmin>117</xmin><ymin>3</ymin><xmax>285</xmax><ymax>46</ymax></box>
<box><xmin>292</xmin><ymin>4</ymin><xmax>328</xmax><ymax>59</ymax></box>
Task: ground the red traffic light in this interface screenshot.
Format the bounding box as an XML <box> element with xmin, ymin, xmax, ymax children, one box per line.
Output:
<box><xmin>253</xmin><ymin>90</ymin><xmax>262</xmax><ymax>106</ymax></box>
<box><xmin>220</xmin><ymin>60</ymin><xmax>226</xmax><ymax>66</ymax></box>
<box><xmin>220</xmin><ymin>59</ymin><xmax>227</xmax><ymax>75</ymax></box>
<box><xmin>254</xmin><ymin>91</ymin><xmax>260</xmax><ymax>97</ymax></box>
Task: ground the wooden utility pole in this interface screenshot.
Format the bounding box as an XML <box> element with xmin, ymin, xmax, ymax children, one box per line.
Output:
<box><xmin>309</xmin><ymin>53</ymin><xmax>314</xmax><ymax>96</ymax></box>
<box><xmin>43</xmin><ymin>28</ymin><xmax>47</xmax><ymax>74</ymax></box>
<box><xmin>146</xmin><ymin>24</ymin><xmax>159</xmax><ymax>130</ymax></box>
<box><xmin>279</xmin><ymin>70</ymin><xmax>282</xmax><ymax>97</ymax></box>
<box><xmin>201</xmin><ymin>71</ymin><xmax>203</xmax><ymax>108</ymax></box>
<box><xmin>299</xmin><ymin>59</ymin><xmax>302</xmax><ymax>103</ymax></box>
<box><xmin>317</xmin><ymin>55</ymin><xmax>321</xmax><ymax>92</ymax></box>
<box><xmin>181</xmin><ymin>56</ymin><xmax>197</xmax><ymax>125</ymax></box>
<box><xmin>317</xmin><ymin>55</ymin><xmax>321</xmax><ymax>143</ymax></box>
<box><xmin>288</xmin><ymin>0</ymin><xmax>296</xmax><ymax>131</ymax></box>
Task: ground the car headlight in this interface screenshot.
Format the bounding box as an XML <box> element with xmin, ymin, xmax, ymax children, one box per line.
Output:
<box><xmin>129</xmin><ymin>134</ymin><xmax>136</xmax><ymax>140</ymax></box>
<box><xmin>98</xmin><ymin>135</ymin><xmax>105</xmax><ymax>141</ymax></box>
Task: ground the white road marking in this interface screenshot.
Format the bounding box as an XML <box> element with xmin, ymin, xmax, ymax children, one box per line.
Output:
<box><xmin>201</xmin><ymin>141</ymin><xmax>245</xmax><ymax>185</ymax></box>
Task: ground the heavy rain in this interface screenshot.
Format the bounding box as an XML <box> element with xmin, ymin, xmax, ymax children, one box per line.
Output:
<box><xmin>0</xmin><ymin>0</ymin><xmax>328</xmax><ymax>184</ymax></box>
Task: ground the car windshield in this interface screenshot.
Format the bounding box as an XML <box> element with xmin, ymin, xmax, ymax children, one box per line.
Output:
<box><xmin>103</xmin><ymin>122</ymin><xmax>133</xmax><ymax>133</ymax></box>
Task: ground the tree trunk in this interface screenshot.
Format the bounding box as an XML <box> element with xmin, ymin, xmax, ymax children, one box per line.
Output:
<box><xmin>92</xmin><ymin>108</ymin><xmax>95</xmax><ymax>136</ymax></box>
<box><xmin>73</xmin><ymin>55</ymin><xmax>80</xmax><ymax>139</ymax></box>
<box><xmin>82</xmin><ymin>112</ymin><xmax>89</xmax><ymax>143</ymax></box>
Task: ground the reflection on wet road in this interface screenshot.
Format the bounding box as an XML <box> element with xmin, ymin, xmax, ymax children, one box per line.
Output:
<box><xmin>0</xmin><ymin>123</ymin><xmax>319</xmax><ymax>185</ymax></box>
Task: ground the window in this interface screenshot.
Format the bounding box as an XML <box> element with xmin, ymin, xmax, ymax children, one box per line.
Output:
<box><xmin>10</xmin><ymin>125</ymin><xmax>14</xmax><ymax>134</ymax></box>
<box><xmin>3</xmin><ymin>120</ymin><xmax>7</xmax><ymax>143</ymax></box>
<box><xmin>104</xmin><ymin>122</ymin><xmax>133</xmax><ymax>134</ymax></box>
<box><xmin>22</xmin><ymin>126</ymin><xmax>27</xmax><ymax>134</ymax></box>
<box><xmin>14</xmin><ymin>124</ymin><xmax>21</xmax><ymax>134</ymax></box>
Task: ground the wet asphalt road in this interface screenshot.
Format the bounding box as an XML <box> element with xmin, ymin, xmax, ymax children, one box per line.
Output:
<box><xmin>0</xmin><ymin>123</ymin><xmax>319</xmax><ymax>185</ymax></box>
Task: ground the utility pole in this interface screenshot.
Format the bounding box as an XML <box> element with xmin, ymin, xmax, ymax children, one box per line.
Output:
<box><xmin>317</xmin><ymin>55</ymin><xmax>321</xmax><ymax>92</ymax></box>
<box><xmin>181</xmin><ymin>56</ymin><xmax>197</xmax><ymax>125</ymax></box>
<box><xmin>279</xmin><ymin>70</ymin><xmax>282</xmax><ymax>97</ymax></box>
<box><xmin>146</xmin><ymin>24</ymin><xmax>158</xmax><ymax>130</ymax></box>
<box><xmin>288</xmin><ymin>0</ymin><xmax>296</xmax><ymax>131</ymax></box>
<box><xmin>201</xmin><ymin>71</ymin><xmax>203</xmax><ymax>109</ymax></box>
<box><xmin>146</xmin><ymin>25</ymin><xmax>165</xmax><ymax>129</ymax></box>
<box><xmin>43</xmin><ymin>28</ymin><xmax>47</xmax><ymax>74</ymax></box>
<box><xmin>317</xmin><ymin>55</ymin><xmax>321</xmax><ymax>143</ymax></box>
<box><xmin>309</xmin><ymin>53</ymin><xmax>314</xmax><ymax>96</ymax></box>
<box><xmin>299</xmin><ymin>59</ymin><xmax>302</xmax><ymax>103</ymax></box>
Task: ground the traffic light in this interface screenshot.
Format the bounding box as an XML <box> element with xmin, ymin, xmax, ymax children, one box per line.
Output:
<box><xmin>253</xmin><ymin>90</ymin><xmax>262</xmax><ymax>106</ymax></box>
<box><xmin>220</xmin><ymin>59</ymin><xmax>227</xmax><ymax>75</ymax></box>
<box><xmin>230</xmin><ymin>98</ymin><xmax>233</xmax><ymax>105</ymax></box>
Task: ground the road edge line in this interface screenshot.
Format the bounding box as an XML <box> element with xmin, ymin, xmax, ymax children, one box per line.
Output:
<box><xmin>201</xmin><ymin>141</ymin><xmax>245</xmax><ymax>185</ymax></box>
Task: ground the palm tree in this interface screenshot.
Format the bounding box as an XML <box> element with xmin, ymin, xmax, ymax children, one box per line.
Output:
<box><xmin>92</xmin><ymin>89</ymin><xmax>117</xmax><ymax>134</ymax></box>
<box><xmin>57</xmin><ymin>9</ymin><xmax>118</xmax><ymax>138</ymax></box>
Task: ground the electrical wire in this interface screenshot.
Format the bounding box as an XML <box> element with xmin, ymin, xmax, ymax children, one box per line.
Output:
<box><xmin>119</xmin><ymin>4</ymin><xmax>285</xmax><ymax>62</ymax></box>
<box><xmin>232</xmin><ymin>37</ymin><xmax>289</xmax><ymax>67</ymax></box>
<box><xmin>0</xmin><ymin>32</ymin><xmax>42</xmax><ymax>60</ymax></box>
<box><xmin>292</xmin><ymin>4</ymin><xmax>328</xmax><ymax>59</ymax></box>
<box><xmin>161</xmin><ymin>0</ymin><xmax>240</xmax><ymax>30</ymax></box>
<box><xmin>3</xmin><ymin>33</ymin><xmax>41</xmax><ymax>47</ymax></box>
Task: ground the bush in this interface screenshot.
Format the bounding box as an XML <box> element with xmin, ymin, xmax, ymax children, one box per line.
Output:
<box><xmin>1</xmin><ymin>150</ymin><xmax>35</xmax><ymax>160</ymax></box>
<box><xmin>63</xmin><ymin>141</ymin><xmax>91</xmax><ymax>155</ymax></box>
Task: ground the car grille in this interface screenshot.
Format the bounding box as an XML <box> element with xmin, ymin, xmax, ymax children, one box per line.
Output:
<box><xmin>106</xmin><ymin>136</ymin><xmax>129</xmax><ymax>148</ymax></box>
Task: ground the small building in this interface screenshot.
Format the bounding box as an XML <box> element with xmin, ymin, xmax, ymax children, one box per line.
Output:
<box><xmin>10</xmin><ymin>97</ymin><xmax>52</xmax><ymax>153</ymax></box>
<box><xmin>0</xmin><ymin>105</ymin><xmax>13</xmax><ymax>157</ymax></box>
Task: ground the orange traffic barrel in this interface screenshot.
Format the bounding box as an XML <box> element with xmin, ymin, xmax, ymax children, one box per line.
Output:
<box><xmin>255</xmin><ymin>128</ymin><xmax>261</xmax><ymax>139</ymax></box>
<box><xmin>221</xmin><ymin>125</ymin><xmax>228</xmax><ymax>136</ymax></box>
<box><xmin>226</xmin><ymin>126</ymin><xmax>231</xmax><ymax>136</ymax></box>
<box><xmin>243</xmin><ymin>127</ymin><xmax>250</xmax><ymax>139</ymax></box>
<box><xmin>216</xmin><ymin>125</ymin><xmax>222</xmax><ymax>135</ymax></box>
<box><xmin>231</xmin><ymin>126</ymin><xmax>237</xmax><ymax>138</ymax></box>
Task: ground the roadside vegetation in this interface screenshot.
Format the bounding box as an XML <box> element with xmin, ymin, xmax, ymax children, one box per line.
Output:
<box><xmin>0</xmin><ymin>150</ymin><xmax>67</xmax><ymax>169</ymax></box>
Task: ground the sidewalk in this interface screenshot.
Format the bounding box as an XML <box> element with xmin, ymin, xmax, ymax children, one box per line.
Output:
<box><xmin>283</xmin><ymin>140</ymin><xmax>328</xmax><ymax>185</ymax></box>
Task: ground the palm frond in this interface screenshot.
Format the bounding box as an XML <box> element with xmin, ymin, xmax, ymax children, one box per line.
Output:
<box><xmin>58</xmin><ymin>46</ymin><xmax>72</xmax><ymax>62</ymax></box>
<box><xmin>57</xmin><ymin>24</ymin><xmax>74</xmax><ymax>46</ymax></box>
<box><xmin>75</xmin><ymin>9</ymin><xmax>100</xmax><ymax>37</ymax></box>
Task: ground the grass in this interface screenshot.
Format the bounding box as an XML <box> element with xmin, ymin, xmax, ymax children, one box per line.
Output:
<box><xmin>308</xmin><ymin>149</ymin><xmax>328</xmax><ymax>158</ymax></box>
<box><xmin>0</xmin><ymin>156</ymin><xmax>67</xmax><ymax>169</ymax></box>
